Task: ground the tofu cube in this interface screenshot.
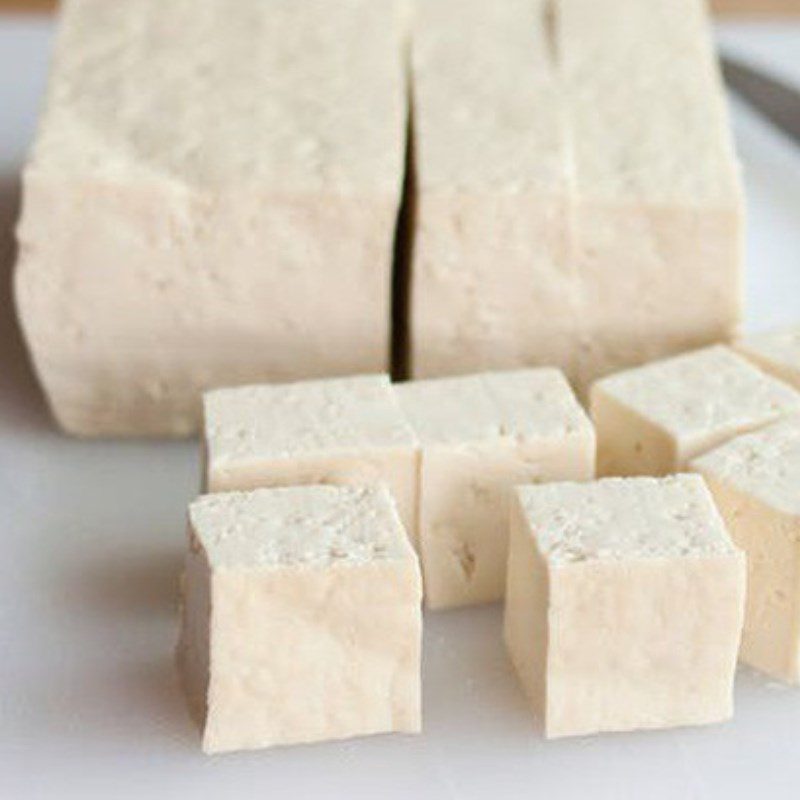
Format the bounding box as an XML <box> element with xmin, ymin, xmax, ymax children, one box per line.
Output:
<box><xmin>504</xmin><ymin>475</ymin><xmax>745</xmax><ymax>738</ymax></box>
<box><xmin>692</xmin><ymin>418</ymin><xmax>800</xmax><ymax>683</ymax></box>
<box><xmin>177</xmin><ymin>485</ymin><xmax>422</xmax><ymax>754</ymax></box>
<box><xmin>396</xmin><ymin>369</ymin><xmax>595</xmax><ymax>609</ymax></box>
<box><xmin>591</xmin><ymin>346</ymin><xmax>800</xmax><ymax>477</ymax></box>
<box><xmin>203</xmin><ymin>375</ymin><xmax>418</xmax><ymax>538</ymax></box>
<box><xmin>735</xmin><ymin>327</ymin><xmax>800</xmax><ymax>391</ymax></box>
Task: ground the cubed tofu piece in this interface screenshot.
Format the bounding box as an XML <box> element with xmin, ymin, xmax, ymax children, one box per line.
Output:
<box><xmin>591</xmin><ymin>346</ymin><xmax>800</xmax><ymax>476</ymax></box>
<box><xmin>396</xmin><ymin>369</ymin><xmax>594</xmax><ymax>609</ymax></box>
<box><xmin>560</xmin><ymin>0</ymin><xmax>743</xmax><ymax>387</ymax></box>
<box><xmin>15</xmin><ymin>0</ymin><xmax>406</xmax><ymax>437</ymax></box>
<box><xmin>735</xmin><ymin>327</ymin><xmax>800</xmax><ymax>391</ymax></box>
<box><xmin>504</xmin><ymin>475</ymin><xmax>745</xmax><ymax>738</ymax></box>
<box><xmin>203</xmin><ymin>375</ymin><xmax>418</xmax><ymax>539</ymax></box>
<box><xmin>692</xmin><ymin>418</ymin><xmax>800</xmax><ymax>683</ymax></box>
<box><xmin>177</xmin><ymin>485</ymin><xmax>422</xmax><ymax>754</ymax></box>
<box><xmin>409</xmin><ymin>0</ymin><xmax>574</xmax><ymax>381</ymax></box>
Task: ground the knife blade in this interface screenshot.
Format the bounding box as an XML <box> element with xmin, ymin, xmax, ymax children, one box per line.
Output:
<box><xmin>722</xmin><ymin>55</ymin><xmax>800</xmax><ymax>145</ymax></box>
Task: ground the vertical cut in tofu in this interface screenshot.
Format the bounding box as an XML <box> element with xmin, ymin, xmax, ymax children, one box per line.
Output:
<box><xmin>396</xmin><ymin>369</ymin><xmax>594</xmax><ymax>609</ymax></box>
<box><xmin>408</xmin><ymin>0</ymin><xmax>575</xmax><ymax>380</ymax></box>
<box><xmin>560</xmin><ymin>0</ymin><xmax>744</xmax><ymax>387</ymax></box>
<box><xmin>735</xmin><ymin>327</ymin><xmax>800</xmax><ymax>391</ymax></box>
<box><xmin>177</xmin><ymin>485</ymin><xmax>422</xmax><ymax>754</ymax></box>
<box><xmin>504</xmin><ymin>475</ymin><xmax>745</xmax><ymax>738</ymax></box>
<box><xmin>203</xmin><ymin>375</ymin><xmax>419</xmax><ymax>539</ymax></box>
<box><xmin>692</xmin><ymin>418</ymin><xmax>800</xmax><ymax>684</ymax></box>
<box><xmin>15</xmin><ymin>0</ymin><xmax>406</xmax><ymax>437</ymax></box>
<box><xmin>591</xmin><ymin>346</ymin><xmax>800</xmax><ymax>477</ymax></box>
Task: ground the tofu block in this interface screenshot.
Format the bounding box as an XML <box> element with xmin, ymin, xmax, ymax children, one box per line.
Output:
<box><xmin>409</xmin><ymin>0</ymin><xmax>742</xmax><ymax>393</ymax></box>
<box><xmin>692</xmin><ymin>418</ymin><xmax>800</xmax><ymax>683</ymax></box>
<box><xmin>203</xmin><ymin>375</ymin><xmax>418</xmax><ymax>539</ymax></box>
<box><xmin>504</xmin><ymin>475</ymin><xmax>745</xmax><ymax>738</ymax></box>
<box><xmin>735</xmin><ymin>327</ymin><xmax>800</xmax><ymax>391</ymax></box>
<box><xmin>591</xmin><ymin>345</ymin><xmax>800</xmax><ymax>477</ymax></box>
<box><xmin>15</xmin><ymin>0</ymin><xmax>406</xmax><ymax>437</ymax></box>
<box><xmin>177</xmin><ymin>485</ymin><xmax>422</xmax><ymax>754</ymax></box>
<box><xmin>561</xmin><ymin>0</ymin><xmax>744</xmax><ymax>387</ymax></box>
<box><xmin>409</xmin><ymin>0</ymin><xmax>575</xmax><ymax>380</ymax></box>
<box><xmin>396</xmin><ymin>369</ymin><xmax>595</xmax><ymax>609</ymax></box>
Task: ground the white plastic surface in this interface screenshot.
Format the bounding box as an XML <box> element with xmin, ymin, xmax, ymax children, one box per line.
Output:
<box><xmin>1</xmin><ymin>16</ymin><xmax>800</xmax><ymax>800</ymax></box>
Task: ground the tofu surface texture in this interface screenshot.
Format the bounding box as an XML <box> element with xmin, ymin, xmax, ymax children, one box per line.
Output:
<box><xmin>396</xmin><ymin>368</ymin><xmax>594</xmax><ymax>609</ymax></box>
<box><xmin>692</xmin><ymin>418</ymin><xmax>800</xmax><ymax>684</ymax></box>
<box><xmin>177</xmin><ymin>485</ymin><xmax>423</xmax><ymax>754</ymax></box>
<box><xmin>203</xmin><ymin>375</ymin><xmax>419</xmax><ymax>538</ymax></box>
<box><xmin>591</xmin><ymin>346</ymin><xmax>800</xmax><ymax>477</ymax></box>
<box><xmin>735</xmin><ymin>327</ymin><xmax>800</xmax><ymax>390</ymax></box>
<box><xmin>15</xmin><ymin>0</ymin><xmax>406</xmax><ymax>437</ymax></box>
<box><xmin>409</xmin><ymin>0</ymin><xmax>742</xmax><ymax>391</ymax></box>
<box><xmin>504</xmin><ymin>475</ymin><xmax>745</xmax><ymax>738</ymax></box>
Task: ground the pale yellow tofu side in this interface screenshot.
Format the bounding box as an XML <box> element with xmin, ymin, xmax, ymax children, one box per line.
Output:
<box><xmin>546</xmin><ymin>557</ymin><xmax>745</xmax><ymax>738</ymax></box>
<box><xmin>696</xmin><ymin>474</ymin><xmax>800</xmax><ymax>684</ymax></box>
<box><xmin>205</xmin><ymin>560</ymin><xmax>422</xmax><ymax>754</ymax></box>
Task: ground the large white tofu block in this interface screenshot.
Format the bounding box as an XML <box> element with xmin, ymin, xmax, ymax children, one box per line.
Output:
<box><xmin>15</xmin><ymin>0</ymin><xmax>406</xmax><ymax>437</ymax></box>
<box><xmin>203</xmin><ymin>375</ymin><xmax>419</xmax><ymax>538</ymax></box>
<box><xmin>396</xmin><ymin>369</ymin><xmax>594</xmax><ymax>609</ymax></box>
<box><xmin>591</xmin><ymin>345</ymin><xmax>800</xmax><ymax>477</ymax></box>
<box><xmin>735</xmin><ymin>327</ymin><xmax>800</xmax><ymax>391</ymax></box>
<box><xmin>177</xmin><ymin>485</ymin><xmax>422</xmax><ymax>754</ymax></box>
<box><xmin>409</xmin><ymin>0</ymin><xmax>742</xmax><ymax>392</ymax></box>
<box><xmin>409</xmin><ymin>0</ymin><xmax>574</xmax><ymax>380</ymax></box>
<box><xmin>560</xmin><ymin>0</ymin><xmax>743</xmax><ymax>387</ymax></box>
<box><xmin>692</xmin><ymin>418</ymin><xmax>800</xmax><ymax>683</ymax></box>
<box><xmin>504</xmin><ymin>475</ymin><xmax>745</xmax><ymax>738</ymax></box>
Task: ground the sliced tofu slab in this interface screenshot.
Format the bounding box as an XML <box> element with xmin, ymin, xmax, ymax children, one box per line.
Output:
<box><xmin>561</xmin><ymin>0</ymin><xmax>744</xmax><ymax>387</ymax></box>
<box><xmin>408</xmin><ymin>0</ymin><xmax>743</xmax><ymax>393</ymax></box>
<box><xmin>408</xmin><ymin>0</ymin><xmax>574</xmax><ymax>380</ymax></box>
<box><xmin>15</xmin><ymin>0</ymin><xmax>407</xmax><ymax>436</ymax></box>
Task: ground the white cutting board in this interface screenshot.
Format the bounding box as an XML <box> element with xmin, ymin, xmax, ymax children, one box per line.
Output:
<box><xmin>1</xmin><ymin>16</ymin><xmax>800</xmax><ymax>800</ymax></box>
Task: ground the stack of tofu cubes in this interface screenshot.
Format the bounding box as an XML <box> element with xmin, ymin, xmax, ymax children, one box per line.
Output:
<box><xmin>14</xmin><ymin>0</ymin><xmax>800</xmax><ymax>756</ymax></box>
<box><xmin>185</xmin><ymin>368</ymin><xmax>594</xmax><ymax>752</ymax></box>
<box><xmin>180</xmin><ymin>334</ymin><xmax>800</xmax><ymax>751</ymax></box>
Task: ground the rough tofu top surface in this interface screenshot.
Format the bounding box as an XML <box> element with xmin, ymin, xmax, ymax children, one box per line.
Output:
<box><xmin>411</xmin><ymin>0</ymin><xmax>564</xmax><ymax>192</ymax></box>
<box><xmin>692</xmin><ymin>417</ymin><xmax>800</xmax><ymax>517</ymax></box>
<box><xmin>593</xmin><ymin>346</ymin><xmax>800</xmax><ymax>440</ymax></box>
<box><xmin>395</xmin><ymin>368</ymin><xmax>593</xmax><ymax>448</ymax></box>
<box><xmin>561</xmin><ymin>0</ymin><xmax>740</xmax><ymax>206</ymax></box>
<box><xmin>204</xmin><ymin>375</ymin><xmax>416</xmax><ymax>467</ymax></box>
<box><xmin>31</xmin><ymin>0</ymin><xmax>405</xmax><ymax>191</ymax></box>
<box><xmin>189</xmin><ymin>485</ymin><xmax>412</xmax><ymax>569</ymax></box>
<box><xmin>737</xmin><ymin>327</ymin><xmax>800</xmax><ymax>375</ymax></box>
<box><xmin>517</xmin><ymin>474</ymin><xmax>738</xmax><ymax>564</ymax></box>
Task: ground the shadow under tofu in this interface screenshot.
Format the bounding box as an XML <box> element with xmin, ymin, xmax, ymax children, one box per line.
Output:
<box><xmin>0</xmin><ymin>171</ymin><xmax>50</xmax><ymax>433</ymax></box>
